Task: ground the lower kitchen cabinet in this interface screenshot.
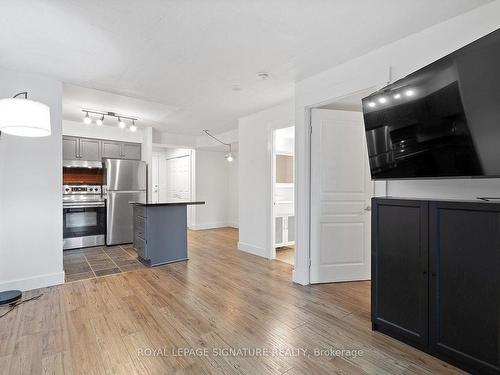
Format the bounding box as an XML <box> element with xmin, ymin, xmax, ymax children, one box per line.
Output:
<box><xmin>372</xmin><ymin>198</ymin><xmax>500</xmax><ymax>375</ymax></box>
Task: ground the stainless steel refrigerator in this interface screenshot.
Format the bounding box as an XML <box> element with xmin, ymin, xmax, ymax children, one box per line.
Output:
<box><xmin>104</xmin><ymin>159</ymin><xmax>147</xmax><ymax>245</ymax></box>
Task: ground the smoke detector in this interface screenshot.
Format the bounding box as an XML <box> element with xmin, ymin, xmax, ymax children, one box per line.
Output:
<box><xmin>257</xmin><ymin>72</ymin><xmax>270</xmax><ymax>80</ymax></box>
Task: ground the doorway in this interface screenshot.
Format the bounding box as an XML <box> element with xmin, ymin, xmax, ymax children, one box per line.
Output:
<box><xmin>152</xmin><ymin>147</ymin><xmax>195</xmax><ymax>226</ymax></box>
<box><xmin>272</xmin><ymin>126</ymin><xmax>295</xmax><ymax>266</ymax></box>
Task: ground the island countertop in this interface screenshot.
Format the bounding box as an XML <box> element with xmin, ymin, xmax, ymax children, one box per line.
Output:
<box><xmin>130</xmin><ymin>201</ymin><xmax>205</xmax><ymax>207</ymax></box>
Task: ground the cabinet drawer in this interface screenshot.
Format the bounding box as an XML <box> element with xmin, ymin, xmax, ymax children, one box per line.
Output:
<box><xmin>135</xmin><ymin>215</ymin><xmax>146</xmax><ymax>232</ymax></box>
<box><xmin>134</xmin><ymin>235</ymin><xmax>147</xmax><ymax>260</ymax></box>
<box><xmin>134</xmin><ymin>205</ymin><xmax>146</xmax><ymax>218</ymax></box>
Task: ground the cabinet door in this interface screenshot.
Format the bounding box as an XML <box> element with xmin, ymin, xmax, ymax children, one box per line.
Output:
<box><xmin>372</xmin><ymin>199</ymin><xmax>429</xmax><ymax>348</ymax></box>
<box><xmin>79</xmin><ymin>138</ymin><xmax>101</xmax><ymax>161</ymax></box>
<box><xmin>429</xmin><ymin>202</ymin><xmax>500</xmax><ymax>374</ymax></box>
<box><xmin>122</xmin><ymin>142</ymin><xmax>141</xmax><ymax>160</ymax></box>
<box><xmin>101</xmin><ymin>141</ymin><xmax>122</xmax><ymax>159</ymax></box>
<box><xmin>63</xmin><ymin>136</ymin><xmax>79</xmax><ymax>160</ymax></box>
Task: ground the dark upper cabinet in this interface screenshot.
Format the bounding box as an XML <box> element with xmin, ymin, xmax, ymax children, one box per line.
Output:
<box><xmin>372</xmin><ymin>199</ymin><xmax>429</xmax><ymax>348</ymax></box>
<box><xmin>373</xmin><ymin>198</ymin><xmax>500</xmax><ymax>375</ymax></box>
<box><xmin>122</xmin><ymin>142</ymin><xmax>141</xmax><ymax>160</ymax></box>
<box><xmin>429</xmin><ymin>201</ymin><xmax>500</xmax><ymax>375</ymax></box>
<box><xmin>63</xmin><ymin>136</ymin><xmax>79</xmax><ymax>160</ymax></box>
<box><xmin>79</xmin><ymin>138</ymin><xmax>101</xmax><ymax>161</ymax></box>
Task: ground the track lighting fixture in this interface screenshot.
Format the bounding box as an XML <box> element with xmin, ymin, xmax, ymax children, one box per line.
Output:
<box><xmin>80</xmin><ymin>109</ymin><xmax>138</xmax><ymax>131</ymax></box>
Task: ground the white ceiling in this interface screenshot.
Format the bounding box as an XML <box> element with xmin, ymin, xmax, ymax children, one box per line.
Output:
<box><xmin>0</xmin><ymin>0</ymin><xmax>492</xmax><ymax>135</ymax></box>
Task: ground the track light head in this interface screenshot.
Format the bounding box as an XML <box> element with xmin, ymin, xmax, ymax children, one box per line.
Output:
<box><xmin>83</xmin><ymin>112</ymin><xmax>92</xmax><ymax>125</ymax></box>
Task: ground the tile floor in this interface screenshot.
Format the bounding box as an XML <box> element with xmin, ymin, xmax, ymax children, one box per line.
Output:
<box><xmin>63</xmin><ymin>244</ymin><xmax>146</xmax><ymax>282</ymax></box>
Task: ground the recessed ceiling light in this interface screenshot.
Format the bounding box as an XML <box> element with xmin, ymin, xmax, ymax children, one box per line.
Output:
<box><xmin>405</xmin><ymin>89</ymin><xmax>415</xmax><ymax>97</ymax></box>
<box><xmin>368</xmin><ymin>102</ymin><xmax>376</xmax><ymax>108</ymax></box>
<box><xmin>393</xmin><ymin>93</ymin><xmax>401</xmax><ymax>99</ymax></box>
<box><xmin>378</xmin><ymin>97</ymin><xmax>387</xmax><ymax>104</ymax></box>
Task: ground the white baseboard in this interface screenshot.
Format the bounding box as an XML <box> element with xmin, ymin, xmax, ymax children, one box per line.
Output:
<box><xmin>238</xmin><ymin>241</ymin><xmax>267</xmax><ymax>258</ymax></box>
<box><xmin>0</xmin><ymin>271</ymin><xmax>65</xmax><ymax>292</ymax></box>
<box><xmin>189</xmin><ymin>222</ymin><xmax>230</xmax><ymax>230</ymax></box>
<box><xmin>227</xmin><ymin>221</ymin><xmax>239</xmax><ymax>229</ymax></box>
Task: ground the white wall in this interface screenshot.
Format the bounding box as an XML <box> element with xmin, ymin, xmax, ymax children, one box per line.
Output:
<box><xmin>192</xmin><ymin>150</ymin><xmax>231</xmax><ymax>229</ymax></box>
<box><xmin>0</xmin><ymin>67</ymin><xmax>64</xmax><ymax>291</ymax></box>
<box><xmin>294</xmin><ymin>0</ymin><xmax>500</xmax><ymax>285</ymax></box>
<box><xmin>227</xmin><ymin>153</ymin><xmax>239</xmax><ymax>228</ymax></box>
<box><xmin>238</xmin><ymin>101</ymin><xmax>294</xmax><ymax>258</ymax></box>
<box><xmin>62</xmin><ymin>120</ymin><xmax>143</xmax><ymax>143</ymax></box>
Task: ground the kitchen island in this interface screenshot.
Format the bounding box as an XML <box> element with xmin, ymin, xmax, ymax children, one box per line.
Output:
<box><xmin>131</xmin><ymin>201</ymin><xmax>205</xmax><ymax>266</ymax></box>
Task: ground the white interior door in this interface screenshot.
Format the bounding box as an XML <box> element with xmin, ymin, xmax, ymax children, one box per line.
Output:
<box><xmin>310</xmin><ymin>109</ymin><xmax>373</xmax><ymax>283</ymax></box>
<box><xmin>165</xmin><ymin>155</ymin><xmax>191</xmax><ymax>201</ymax></box>
<box><xmin>151</xmin><ymin>155</ymin><xmax>159</xmax><ymax>203</ymax></box>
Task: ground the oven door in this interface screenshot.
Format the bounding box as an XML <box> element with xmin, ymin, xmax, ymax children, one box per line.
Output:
<box><xmin>63</xmin><ymin>204</ymin><xmax>106</xmax><ymax>239</ymax></box>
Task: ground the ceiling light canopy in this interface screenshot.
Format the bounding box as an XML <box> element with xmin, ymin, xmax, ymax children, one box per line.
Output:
<box><xmin>0</xmin><ymin>92</ymin><xmax>51</xmax><ymax>137</ymax></box>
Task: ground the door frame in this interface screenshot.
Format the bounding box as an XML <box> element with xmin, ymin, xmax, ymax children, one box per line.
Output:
<box><xmin>266</xmin><ymin>121</ymin><xmax>295</xmax><ymax>261</ymax></box>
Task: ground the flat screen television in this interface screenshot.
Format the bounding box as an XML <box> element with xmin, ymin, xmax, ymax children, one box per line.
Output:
<box><xmin>362</xmin><ymin>28</ymin><xmax>500</xmax><ymax>180</ymax></box>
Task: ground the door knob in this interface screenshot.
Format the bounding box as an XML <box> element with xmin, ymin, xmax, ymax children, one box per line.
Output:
<box><xmin>364</xmin><ymin>206</ymin><xmax>371</xmax><ymax>211</ymax></box>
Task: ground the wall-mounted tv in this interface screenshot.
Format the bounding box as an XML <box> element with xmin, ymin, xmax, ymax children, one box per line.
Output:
<box><xmin>362</xmin><ymin>28</ymin><xmax>500</xmax><ymax>180</ymax></box>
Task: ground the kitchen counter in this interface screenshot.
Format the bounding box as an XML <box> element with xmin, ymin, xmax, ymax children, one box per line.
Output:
<box><xmin>131</xmin><ymin>201</ymin><xmax>205</xmax><ymax>267</ymax></box>
<box><xmin>131</xmin><ymin>201</ymin><xmax>205</xmax><ymax>206</ymax></box>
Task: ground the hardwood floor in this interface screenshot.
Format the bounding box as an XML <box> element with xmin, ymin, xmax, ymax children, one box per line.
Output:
<box><xmin>0</xmin><ymin>228</ymin><xmax>464</xmax><ymax>374</ymax></box>
<box><xmin>275</xmin><ymin>246</ymin><xmax>294</xmax><ymax>265</ymax></box>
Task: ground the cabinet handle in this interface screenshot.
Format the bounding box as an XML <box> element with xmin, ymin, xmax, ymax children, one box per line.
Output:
<box><xmin>431</xmin><ymin>272</ymin><xmax>437</xmax><ymax>277</ymax></box>
<box><xmin>423</xmin><ymin>271</ymin><xmax>428</xmax><ymax>275</ymax></box>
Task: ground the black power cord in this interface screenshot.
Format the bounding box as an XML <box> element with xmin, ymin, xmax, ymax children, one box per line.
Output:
<box><xmin>0</xmin><ymin>293</ymin><xmax>44</xmax><ymax>318</ymax></box>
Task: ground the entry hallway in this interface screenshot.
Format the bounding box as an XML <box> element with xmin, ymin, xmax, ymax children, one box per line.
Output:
<box><xmin>0</xmin><ymin>228</ymin><xmax>462</xmax><ymax>374</ymax></box>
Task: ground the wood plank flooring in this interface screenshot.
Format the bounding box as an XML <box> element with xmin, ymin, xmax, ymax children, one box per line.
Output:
<box><xmin>0</xmin><ymin>228</ymin><xmax>465</xmax><ymax>374</ymax></box>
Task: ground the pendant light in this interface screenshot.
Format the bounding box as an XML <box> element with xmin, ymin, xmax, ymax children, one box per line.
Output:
<box><xmin>203</xmin><ymin>129</ymin><xmax>234</xmax><ymax>162</ymax></box>
<box><xmin>0</xmin><ymin>92</ymin><xmax>51</xmax><ymax>137</ymax></box>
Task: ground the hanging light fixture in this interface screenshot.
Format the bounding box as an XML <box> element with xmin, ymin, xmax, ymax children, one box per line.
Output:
<box><xmin>118</xmin><ymin>117</ymin><xmax>126</xmax><ymax>128</ymax></box>
<box><xmin>203</xmin><ymin>129</ymin><xmax>234</xmax><ymax>162</ymax></box>
<box><xmin>96</xmin><ymin>115</ymin><xmax>104</xmax><ymax>126</ymax></box>
<box><xmin>0</xmin><ymin>92</ymin><xmax>51</xmax><ymax>137</ymax></box>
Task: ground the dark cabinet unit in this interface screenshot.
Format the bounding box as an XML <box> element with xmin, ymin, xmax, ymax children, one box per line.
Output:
<box><xmin>372</xmin><ymin>198</ymin><xmax>500</xmax><ymax>375</ymax></box>
<box><xmin>371</xmin><ymin>199</ymin><xmax>429</xmax><ymax>348</ymax></box>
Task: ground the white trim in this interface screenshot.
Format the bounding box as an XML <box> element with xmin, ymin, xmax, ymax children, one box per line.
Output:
<box><xmin>293</xmin><ymin>107</ymin><xmax>312</xmax><ymax>285</ymax></box>
<box><xmin>190</xmin><ymin>222</ymin><xmax>231</xmax><ymax>230</ymax></box>
<box><xmin>267</xmin><ymin>127</ymin><xmax>276</xmax><ymax>260</ymax></box>
<box><xmin>0</xmin><ymin>271</ymin><xmax>65</xmax><ymax>292</ymax></box>
<box><xmin>238</xmin><ymin>241</ymin><xmax>267</xmax><ymax>258</ymax></box>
